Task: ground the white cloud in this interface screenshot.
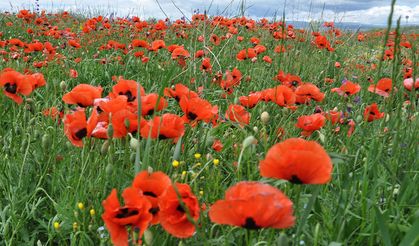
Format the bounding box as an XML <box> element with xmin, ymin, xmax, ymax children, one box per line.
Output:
<box><xmin>0</xmin><ymin>0</ymin><xmax>417</xmax><ymax>25</ymax></box>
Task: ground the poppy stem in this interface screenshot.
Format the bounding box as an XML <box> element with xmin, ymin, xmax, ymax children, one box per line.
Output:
<box><xmin>135</xmin><ymin>81</ymin><xmax>142</xmax><ymax>173</ymax></box>
<box><xmin>294</xmin><ymin>185</ymin><xmax>321</xmax><ymax>245</ymax></box>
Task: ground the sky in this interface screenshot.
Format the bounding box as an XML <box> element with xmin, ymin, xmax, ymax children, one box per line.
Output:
<box><xmin>1</xmin><ymin>0</ymin><xmax>418</xmax><ymax>25</ymax></box>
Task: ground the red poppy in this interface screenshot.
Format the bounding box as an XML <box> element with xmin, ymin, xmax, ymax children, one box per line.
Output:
<box><xmin>225</xmin><ymin>104</ymin><xmax>250</xmax><ymax>126</ymax></box>
<box><xmin>368</xmin><ymin>78</ymin><xmax>392</xmax><ymax>97</ymax></box>
<box><xmin>326</xmin><ymin>109</ymin><xmax>341</xmax><ymax>125</ymax></box>
<box><xmin>212</xmin><ymin>139</ymin><xmax>223</xmax><ymax>152</ymax></box>
<box><xmin>295</xmin><ymin>113</ymin><xmax>326</xmax><ymax>136</ymax></box>
<box><xmin>209</xmin><ymin>181</ymin><xmax>294</xmax><ymax>229</ymax></box>
<box><xmin>111</xmin><ymin>109</ymin><xmax>139</xmax><ymax>138</ymax></box>
<box><xmin>158</xmin><ymin>183</ymin><xmax>200</xmax><ymax>238</ymax></box>
<box><xmin>236</xmin><ymin>48</ymin><xmax>256</xmax><ymax>61</ymax></box>
<box><xmin>239</xmin><ymin>92</ymin><xmax>261</xmax><ymax>108</ymax></box>
<box><xmin>140</xmin><ymin>113</ymin><xmax>185</xmax><ymax>141</ymax></box>
<box><xmin>132</xmin><ymin>171</ymin><xmax>171</xmax><ymax>224</ymax></box>
<box><xmin>179</xmin><ymin>97</ymin><xmax>218</xmax><ymax>124</ymax></box>
<box><xmin>260</xmin><ymin>138</ymin><xmax>333</xmax><ymax>184</ymax></box>
<box><xmin>364</xmin><ymin>103</ymin><xmax>384</xmax><ymax>122</ymax></box>
<box><xmin>150</xmin><ymin>40</ymin><xmax>165</xmax><ymax>51</ymax></box>
<box><xmin>0</xmin><ymin>69</ymin><xmax>33</xmax><ymax>104</ymax></box>
<box><xmin>262</xmin><ymin>55</ymin><xmax>272</xmax><ymax>63</ymax></box>
<box><xmin>62</xmin><ymin>84</ymin><xmax>103</xmax><ymax>107</ymax></box>
<box><xmin>331</xmin><ymin>81</ymin><xmax>361</xmax><ymax>96</ymax></box>
<box><xmin>200</xmin><ymin>58</ymin><xmax>212</xmax><ymax>73</ymax></box>
<box><xmin>141</xmin><ymin>93</ymin><xmax>168</xmax><ymax>116</ymax></box>
<box><xmin>295</xmin><ymin>83</ymin><xmax>325</xmax><ymax>104</ymax></box>
<box><xmin>164</xmin><ymin>83</ymin><xmax>199</xmax><ymax>102</ymax></box>
<box><xmin>110</xmin><ymin>78</ymin><xmax>145</xmax><ymax>102</ymax></box>
<box><xmin>270</xmin><ymin>85</ymin><xmax>296</xmax><ymax>106</ymax></box>
<box><xmin>171</xmin><ymin>47</ymin><xmax>190</xmax><ymax>60</ymax></box>
<box><xmin>63</xmin><ymin>109</ymin><xmax>98</xmax><ymax>147</ymax></box>
<box><xmin>102</xmin><ymin>187</ymin><xmax>152</xmax><ymax>246</ymax></box>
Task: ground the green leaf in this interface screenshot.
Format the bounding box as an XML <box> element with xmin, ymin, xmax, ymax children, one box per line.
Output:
<box><xmin>374</xmin><ymin>207</ymin><xmax>392</xmax><ymax>246</ymax></box>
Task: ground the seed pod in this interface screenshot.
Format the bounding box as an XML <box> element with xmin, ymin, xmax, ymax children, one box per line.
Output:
<box><xmin>60</xmin><ymin>81</ymin><xmax>67</xmax><ymax>91</ymax></box>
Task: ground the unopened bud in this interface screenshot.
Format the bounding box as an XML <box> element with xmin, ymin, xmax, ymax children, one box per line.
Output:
<box><xmin>60</xmin><ymin>81</ymin><xmax>67</xmax><ymax>91</ymax></box>
<box><xmin>242</xmin><ymin>135</ymin><xmax>256</xmax><ymax>148</ymax></box>
<box><xmin>261</xmin><ymin>111</ymin><xmax>270</xmax><ymax>124</ymax></box>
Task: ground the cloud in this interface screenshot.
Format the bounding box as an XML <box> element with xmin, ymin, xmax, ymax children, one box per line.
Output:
<box><xmin>0</xmin><ymin>0</ymin><xmax>417</xmax><ymax>25</ymax></box>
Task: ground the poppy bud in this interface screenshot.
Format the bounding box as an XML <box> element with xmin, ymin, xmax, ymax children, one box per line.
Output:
<box><xmin>318</xmin><ymin>131</ymin><xmax>325</xmax><ymax>143</ymax></box>
<box><xmin>242</xmin><ymin>136</ymin><xmax>256</xmax><ymax>148</ymax></box>
<box><xmin>253</xmin><ymin>126</ymin><xmax>258</xmax><ymax>133</ymax></box>
<box><xmin>42</xmin><ymin>134</ymin><xmax>51</xmax><ymax>149</ymax></box>
<box><xmin>130</xmin><ymin>137</ymin><xmax>140</xmax><ymax>150</ymax></box>
<box><xmin>60</xmin><ymin>81</ymin><xmax>67</xmax><ymax>91</ymax></box>
<box><xmin>105</xmin><ymin>163</ymin><xmax>113</xmax><ymax>175</ymax></box>
<box><xmin>261</xmin><ymin>111</ymin><xmax>270</xmax><ymax>124</ymax></box>
<box><xmin>355</xmin><ymin>115</ymin><xmax>363</xmax><ymax>123</ymax></box>
<box><xmin>147</xmin><ymin>166</ymin><xmax>153</xmax><ymax>173</ymax></box>
<box><xmin>385</xmin><ymin>114</ymin><xmax>390</xmax><ymax>122</ymax></box>
<box><xmin>276</xmin><ymin>233</ymin><xmax>288</xmax><ymax>246</ymax></box>
<box><xmin>144</xmin><ymin>230</ymin><xmax>153</xmax><ymax>245</ymax></box>
<box><xmin>100</xmin><ymin>140</ymin><xmax>109</xmax><ymax>154</ymax></box>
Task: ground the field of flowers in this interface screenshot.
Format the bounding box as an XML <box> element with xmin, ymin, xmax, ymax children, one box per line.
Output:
<box><xmin>0</xmin><ymin>4</ymin><xmax>418</xmax><ymax>246</ymax></box>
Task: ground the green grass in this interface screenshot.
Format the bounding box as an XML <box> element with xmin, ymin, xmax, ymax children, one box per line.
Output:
<box><xmin>0</xmin><ymin>4</ymin><xmax>418</xmax><ymax>246</ymax></box>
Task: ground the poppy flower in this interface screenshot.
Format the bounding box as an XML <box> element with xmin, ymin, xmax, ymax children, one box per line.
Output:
<box><xmin>262</xmin><ymin>56</ymin><xmax>272</xmax><ymax>63</ymax></box>
<box><xmin>158</xmin><ymin>183</ymin><xmax>200</xmax><ymax>238</ymax></box>
<box><xmin>236</xmin><ymin>48</ymin><xmax>256</xmax><ymax>61</ymax></box>
<box><xmin>295</xmin><ymin>83</ymin><xmax>325</xmax><ymax>104</ymax></box>
<box><xmin>164</xmin><ymin>83</ymin><xmax>199</xmax><ymax>101</ymax></box>
<box><xmin>209</xmin><ymin>182</ymin><xmax>294</xmax><ymax>229</ymax></box>
<box><xmin>179</xmin><ymin>97</ymin><xmax>218</xmax><ymax>124</ymax></box>
<box><xmin>403</xmin><ymin>78</ymin><xmax>419</xmax><ymax>91</ymax></box>
<box><xmin>274</xmin><ymin>70</ymin><xmax>302</xmax><ymax>89</ymax></box>
<box><xmin>0</xmin><ymin>69</ymin><xmax>33</xmax><ymax>104</ymax></box>
<box><xmin>63</xmin><ymin>109</ymin><xmax>98</xmax><ymax>147</ymax></box>
<box><xmin>239</xmin><ymin>92</ymin><xmax>261</xmax><ymax>108</ymax></box>
<box><xmin>24</xmin><ymin>73</ymin><xmax>46</xmax><ymax>90</ymax></box>
<box><xmin>140</xmin><ymin>113</ymin><xmax>185</xmax><ymax>141</ymax></box>
<box><xmin>325</xmin><ymin>109</ymin><xmax>341</xmax><ymax>125</ymax></box>
<box><xmin>368</xmin><ymin>78</ymin><xmax>392</xmax><ymax>97</ymax></box>
<box><xmin>200</xmin><ymin>58</ymin><xmax>212</xmax><ymax>73</ymax></box>
<box><xmin>132</xmin><ymin>171</ymin><xmax>172</xmax><ymax>224</ymax></box>
<box><xmin>364</xmin><ymin>103</ymin><xmax>384</xmax><ymax>122</ymax></box>
<box><xmin>212</xmin><ymin>139</ymin><xmax>223</xmax><ymax>152</ymax></box>
<box><xmin>225</xmin><ymin>104</ymin><xmax>250</xmax><ymax>127</ymax></box>
<box><xmin>270</xmin><ymin>85</ymin><xmax>296</xmax><ymax>107</ymax></box>
<box><xmin>295</xmin><ymin>113</ymin><xmax>326</xmax><ymax>136</ymax></box>
<box><xmin>110</xmin><ymin>79</ymin><xmax>145</xmax><ymax>102</ymax></box>
<box><xmin>150</xmin><ymin>40</ymin><xmax>165</xmax><ymax>51</ymax></box>
<box><xmin>102</xmin><ymin>187</ymin><xmax>152</xmax><ymax>246</ymax></box>
<box><xmin>62</xmin><ymin>84</ymin><xmax>103</xmax><ymax>107</ymax></box>
<box><xmin>141</xmin><ymin>93</ymin><xmax>168</xmax><ymax>116</ymax></box>
<box><xmin>260</xmin><ymin>138</ymin><xmax>333</xmax><ymax>184</ymax></box>
<box><xmin>331</xmin><ymin>81</ymin><xmax>361</xmax><ymax>96</ymax></box>
<box><xmin>111</xmin><ymin>109</ymin><xmax>139</xmax><ymax>138</ymax></box>
<box><xmin>171</xmin><ymin>47</ymin><xmax>190</xmax><ymax>60</ymax></box>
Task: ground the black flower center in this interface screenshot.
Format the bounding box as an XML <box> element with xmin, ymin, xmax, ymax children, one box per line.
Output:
<box><xmin>4</xmin><ymin>83</ymin><xmax>17</xmax><ymax>94</ymax></box>
<box><xmin>119</xmin><ymin>91</ymin><xmax>135</xmax><ymax>102</ymax></box>
<box><xmin>176</xmin><ymin>204</ymin><xmax>185</xmax><ymax>213</ymax></box>
<box><xmin>143</xmin><ymin>191</ymin><xmax>157</xmax><ymax>198</ymax></box>
<box><xmin>242</xmin><ymin>217</ymin><xmax>260</xmax><ymax>230</ymax></box>
<box><xmin>74</xmin><ymin>128</ymin><xmax>87</xmax><ymax>140</ymax></box>
<box><xmin>115</xmin><ymin>207</ymin><xmax>139</xmax><ymax>219</ymax></box>
<box><xmin>149</xmin><ymin>207</ymin><xmax>159</xmax><ymax>215</ymax></box>
<box><xmin>290</xmin><ymin>175</ymin><xmax>303</xmax><ymax>184</ymax></box>
<box><xmin>187</xmin><ymin>112</ymin><xmax>198</xmax><ymax>120</ymax></box>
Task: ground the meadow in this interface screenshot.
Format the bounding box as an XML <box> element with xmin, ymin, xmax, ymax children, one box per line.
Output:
<box><xmin>0</xmin><ymin>3</ymin><xmax>418</xmax><ymax>246</ymax></box>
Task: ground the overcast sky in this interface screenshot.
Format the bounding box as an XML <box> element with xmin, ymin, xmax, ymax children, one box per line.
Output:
<box><xmin>1</xmin><ymin>0</ymin><xmax>418</xmax><ymax>25</ymax></box>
